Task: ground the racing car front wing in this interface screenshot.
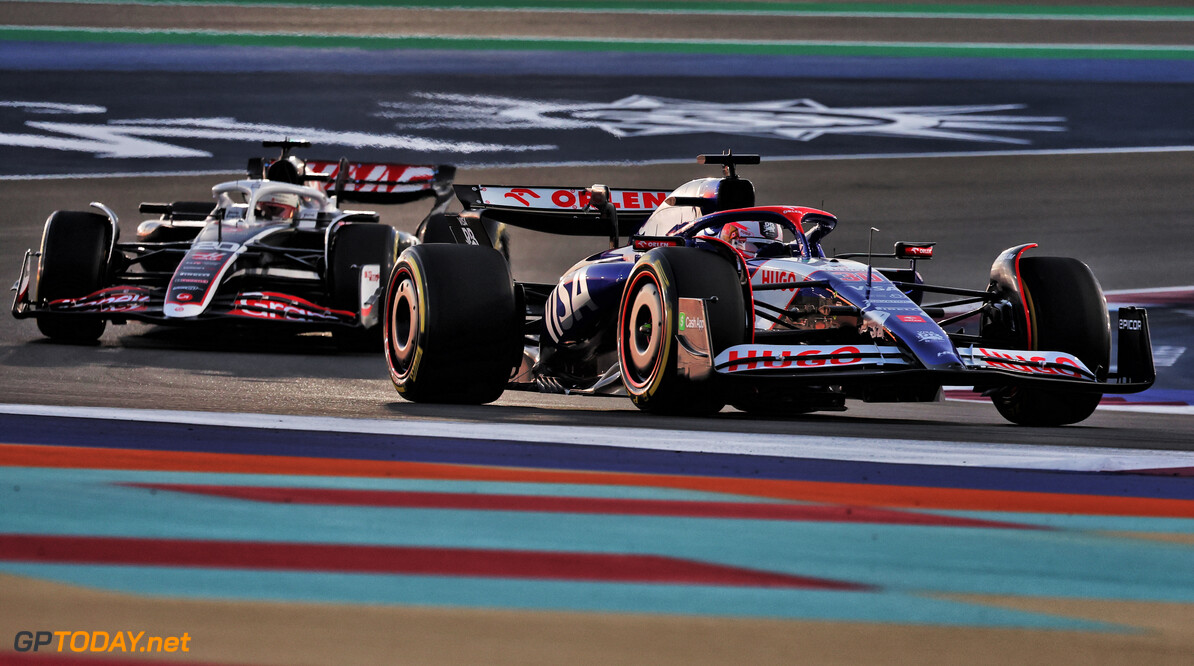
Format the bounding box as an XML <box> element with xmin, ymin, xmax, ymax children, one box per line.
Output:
<box><xmin>12</xmin><ymin>244</ymin><xmax>379</xmax><ymax>330</ymax></box>
<box><xmin>684</xmin><ymin>301</ymin><xmax>1155</xmax><ymax>394</ymax></box>
<box><xmin>13</xmin><ymin>279</ymin><xmax>362</xmax><ymax>329</ymax></box>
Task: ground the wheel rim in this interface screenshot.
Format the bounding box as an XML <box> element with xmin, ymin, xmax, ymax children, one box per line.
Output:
<box><xmin>625</xmin><ymin>281</ymin><xmax>663</xmax><ymax>384</ymax></box>
<box><xmin>389</xmin><ymin>273</ymin><xmax>418</xmax><ymax>374</ymax></box>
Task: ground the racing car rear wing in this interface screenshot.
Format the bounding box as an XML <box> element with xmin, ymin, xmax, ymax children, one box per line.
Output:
<box><xmin>302</xmin><ymin>160</ymin><xmax>456</xmax><ymax>209</ymax></box>
<box><xmin>454</xmin><ymin>184</ymin><xmax>669</xmax><ymax>237</ymax></box>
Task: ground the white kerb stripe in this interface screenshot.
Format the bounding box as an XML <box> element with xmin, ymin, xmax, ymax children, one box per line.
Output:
<box><xmin>2</xmin><ymin>403</ymin><xmax>1193</xmax><ymax>474</ymax></box>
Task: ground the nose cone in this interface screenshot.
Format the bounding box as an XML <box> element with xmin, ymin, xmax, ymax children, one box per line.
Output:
<box><xmin>164</xmin><ymin>302</ymin><xmax>205</xmax><ymax>318</ymax></box>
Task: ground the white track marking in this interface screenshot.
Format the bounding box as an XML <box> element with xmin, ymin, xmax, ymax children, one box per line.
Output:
<box><xmin>0</xmin><ymin>169</ymin><xmax>241</xmax><ymax>181</ymax></box>
<box><xmin>1152</xmin><ymin>346</ymin><xmax>1186</xmax><ymax>368</ymax></box>
<box><xmin>1095</xmin><ymin>404</ymin><xmax>1194</xmax><ymax>415</ymax></box>
<box><xmin>1107</xmin><ymin>285</ymin><xmax>1194</xmax><ymax>297</ymax></box>
<box><xmin>461</xmin><ymin>145</ymin><xmax>1194</xmax><ymax>170</ymax></box>
<box><xmin>6</xmin><ymin>145</ymin><xmax>1194</xmax><ymax>181</ymax></box>
<box><xmin>2</xmin><ymin>403</ymin><xmax>1192</xmax><ymax>473</ymax></box>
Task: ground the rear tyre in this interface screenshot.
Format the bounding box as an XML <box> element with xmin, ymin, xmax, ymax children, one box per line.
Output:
<box><xmin>384</xmin><ymin>244</ymin><xmax>521</xmax><ymax>404</ymax></box>
<box><xmin>35</xmin><ymin>211</ymin><xmax>111</xmax><ymax>342</ymax></box>
<box><xmin>618</xmin><ymin>247</ymin><xmax>745</xmax><ymax>415</ymax></box>
<box><xmin>992</xmin><ymin>256</ymin><xmax>1109</xmax><ymax>426</ymax></box>
<box><xmin>328</xmin><ymin>223</ymin><xmax>398</xmax><ymax>351</ymax></box>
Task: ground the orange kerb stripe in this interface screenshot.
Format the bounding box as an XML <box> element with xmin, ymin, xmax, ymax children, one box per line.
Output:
<box><xmin>3</xmin><ymin>443</ymin><xmax>1192</xmax><ymax>518</ymax></box>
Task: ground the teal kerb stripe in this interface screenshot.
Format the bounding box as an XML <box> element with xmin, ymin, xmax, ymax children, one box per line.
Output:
<box><xmin>15</xmin><ymin>0</ymin><xmax>1194</xmax><ymax>21</ymax></box>
<box><xmin>2</xmin><ymin>27</ymin><xmax>1193</xmax><ymax>60</ymax></box>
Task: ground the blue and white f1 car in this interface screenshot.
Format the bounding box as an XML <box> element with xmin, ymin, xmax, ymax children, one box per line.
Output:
<box><xmin>12</xmin><ymin>140</ymin><xmax>461</xmax><ymax>349</ymax></box>
<box><xmin>382</xmin><ymin>153</ymin><xmax>1155</xmax><ymax>425</ymax></box>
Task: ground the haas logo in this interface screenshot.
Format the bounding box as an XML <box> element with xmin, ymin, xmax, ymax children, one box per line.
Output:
<box><xmin>504</xmin><ymin>188</ymin><xmax>540</xmax><ymax>206</ymax></box>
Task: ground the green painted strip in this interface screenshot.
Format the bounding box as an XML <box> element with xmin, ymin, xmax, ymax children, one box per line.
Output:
<box><xmin>3</xmin><ymin>26</ymin><xmax>1193</xmax><ymax>60</ymax></box>
<box><xmin>11</xmin><ymin>0</ymin><xmax>1194</xmax><ymax>20</ymax></box>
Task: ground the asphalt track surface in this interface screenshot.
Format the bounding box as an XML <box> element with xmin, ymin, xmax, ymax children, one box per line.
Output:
<box><xmin>1</xmin><ymin>2</ymin><xmax>1193</xmax><ymax>664</ymax></box>
<box><xmin>2</xmin><ymin>151</ymin><xmax>1194</xmax><ymax>444</ymax></box>
<box><xmin>2</xmin><ymin>152</ymin><xmax>1193</xmax><ymax>446</ymax></box>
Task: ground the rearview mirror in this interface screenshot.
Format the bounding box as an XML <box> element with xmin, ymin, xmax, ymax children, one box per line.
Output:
<box><xmin>894</xmin><ymin>242</ymin><xmax>935</xmax><ymax>260</ymax></box>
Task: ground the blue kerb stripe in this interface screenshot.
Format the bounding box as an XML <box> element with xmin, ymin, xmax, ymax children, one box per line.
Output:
<box><xmin>3</xmin><ymin>414</ymin><xmax>1192</xmax><ymax>499</ymax></box>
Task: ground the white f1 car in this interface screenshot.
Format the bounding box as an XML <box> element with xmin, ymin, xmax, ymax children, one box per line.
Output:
<box><xmin>12</xmin><ymin>140</ymin><xmax>462</xmax><ymax>349</ymax></box>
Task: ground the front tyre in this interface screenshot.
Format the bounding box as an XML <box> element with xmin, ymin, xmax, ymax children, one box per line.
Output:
<box><xmin>36</xmin><ymin>211</ymin><xmax>111</xmax><ymax>343</ymax></box>
<box><xmin>992</xmin><ymin>256</ymin><xmax>1110</xmax><ymax>426</ymax></box>
<box><xmin>618</xmin><ymin>247</ymin><xmax>745</xmax><ymax>415</ymax></box>
<box><xmin>384</xmin><ymin>244</ymin><xmax>521</xmax><ymax>404</ymax></box>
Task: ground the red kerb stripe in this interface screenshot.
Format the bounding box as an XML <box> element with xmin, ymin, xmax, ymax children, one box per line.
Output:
<box><xmin>0</xmin><ymin>534</ymin><xmax>870</xmax><ymax>590</ymax></box>
<box><xmin>124</xmin><ymin>483</ymin><xmax>1044</xmax><ymax>530</ymax></box>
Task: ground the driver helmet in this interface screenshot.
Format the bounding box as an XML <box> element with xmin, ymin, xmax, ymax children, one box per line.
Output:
<box><xmin>255</xmin><ymin>191</ymin><xmax>299</xmax><ymax>222</ymax></box>
<box><xmin>703</xmin><ymin>220</ymin><xmax>782</xmax><ymax>257</ymax></box>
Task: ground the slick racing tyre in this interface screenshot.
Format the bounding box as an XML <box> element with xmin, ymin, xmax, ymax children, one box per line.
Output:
<box><xmin>992</xmin><ymin>256</ymin><xmax>1110</xmax><ymax>426</ymax></box>
<box><xmin>618</xmin><ymin>247</ymin><xmax>746</xmax><ymax>415</ymax></box>
<box><xmin>36</xmin><ymin>210</ymin><xmax>111</xmax><ymax>342</ymax></box>
<box><xmin>328</xmin><ymin>222</ymin><xmax>399</xmax><ymax>351</ymax></box>
<box><xmin>384</xmin><ymin>244</ymin><xmax>521</xmax><ymax>404</ymax></box>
